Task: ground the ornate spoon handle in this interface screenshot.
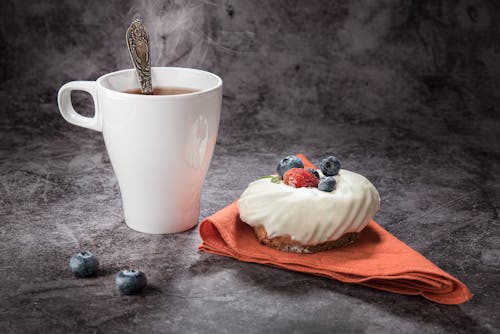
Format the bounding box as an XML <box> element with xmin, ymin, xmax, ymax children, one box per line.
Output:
<box><xmin>126</xmin><ymin>19</ymin><xmax>153</xmax><ymax>94</ymax></box>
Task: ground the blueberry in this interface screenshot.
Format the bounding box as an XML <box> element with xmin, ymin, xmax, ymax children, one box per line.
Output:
<box><xmin>307</xmin><ymin>168</ymin><xmax>320</xmax><ymax>179</ymax></box>
<box><xmin>277</xmin><ymin>155</ymin><xmax>304</xmax><ymax>177</ymax></box>
<box><xmin>69</xmin><ymin>251</ymin><xmax>99</xmax><ymax>278</ymax></box>
<box><xmin>115</xmin><ymin>269</ymin><xmax>147</xmax><ymax>295</ymax></box>
<box><xmin>318</xmin><ymin>176</ymin><xmax>337</xmax><ymax>192</ymax></box>
<box><xmin>320</xmin><ymin>156</ymin><xmax>341</xmax><ymax>176</ymax></box>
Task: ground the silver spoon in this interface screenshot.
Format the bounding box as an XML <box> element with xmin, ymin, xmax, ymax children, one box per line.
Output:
<box><xmin>126</xmin><ymin>19</ymin><xmax>153</xmax><ymax>94</ymax></box>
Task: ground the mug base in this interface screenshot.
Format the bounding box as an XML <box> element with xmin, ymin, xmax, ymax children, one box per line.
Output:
<box><xmin>124</xmin><ymin>219</ymin><xmax>198</xmax><ymax>234</ymax></box>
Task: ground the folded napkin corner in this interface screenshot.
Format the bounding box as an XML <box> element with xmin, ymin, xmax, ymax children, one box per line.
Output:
<box><xmin>198</xmin><ymin>155</ymin><xmax>472</xmax><ymax>305</ymax></box>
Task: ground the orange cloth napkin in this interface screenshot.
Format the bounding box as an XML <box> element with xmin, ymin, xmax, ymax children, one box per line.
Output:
<box><xmin>198</xmin><ymin>154</ymin><xmax>472</xmax><ymax>304</ymax></box>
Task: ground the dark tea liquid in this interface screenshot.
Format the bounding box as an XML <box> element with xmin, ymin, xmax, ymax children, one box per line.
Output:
<box><xmin>125</xmin><ymin>87</ymin><xmax>200</xmax><ymax>95</ymax></box>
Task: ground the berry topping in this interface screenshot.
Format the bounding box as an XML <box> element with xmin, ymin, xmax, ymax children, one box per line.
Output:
<box><xmin>283</xmin><ymin>168</ymin><xmax>320</xmax><ymax>188</ymax></box>
<box><xmin>115</xmin><ymin>269</ymin><xmax>147</xmax><ymax>295</ymax></box>
<box><xmin>277</xmin><ymin>155</ymin><xmax>304</xmax><ymax>177</ymax></box>
<box><xmin>307</xmin><ymin>168</ymin><xmax>320</xmax><ymax>179</ymax></box>
<box><xmin>320</xmin><ymin>156</ymin><xmax>341</xmax><ymax>176</ymax></box>
<box><xmin>69</xmin><ymin>251</ymin><xmax>99</xmax><ymax>278</ymax></box>
<box><xmin>318</xmin><ymin>176</ymin><xmax>337</xmax><ymax>192</ymax></box>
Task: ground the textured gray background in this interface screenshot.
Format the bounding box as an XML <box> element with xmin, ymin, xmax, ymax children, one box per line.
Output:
<box><xmin>1</xmin><ymin>0</ymin><xmax>500</xmax><ymax>333</ymax></box>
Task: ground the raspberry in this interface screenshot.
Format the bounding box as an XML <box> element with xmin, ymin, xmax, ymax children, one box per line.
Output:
<box><xmin>283</xmin><ymin>168</ymin><xmax>319</xmax><ymax>188</ymax></box>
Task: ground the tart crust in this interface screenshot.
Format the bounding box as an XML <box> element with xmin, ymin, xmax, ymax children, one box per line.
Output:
<box><xmin>251</xmin><ymin>225</ymin><xmax>359</xmax><ymax>254</ymax></box>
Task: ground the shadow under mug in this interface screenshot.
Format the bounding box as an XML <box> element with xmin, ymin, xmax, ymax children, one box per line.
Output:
<box><xmin>57</xmin><ymin>67</ymin><xmax>223</xmax><ymax>234</ymax></box>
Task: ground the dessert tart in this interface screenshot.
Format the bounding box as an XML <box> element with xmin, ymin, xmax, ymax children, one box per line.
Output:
<box><xmin>238</xmin><ymin>155</ymin><xmax>380</xmax><ymax>253</ymax></box>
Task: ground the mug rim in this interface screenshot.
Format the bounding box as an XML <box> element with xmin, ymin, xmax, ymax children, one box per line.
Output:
<box><xmin>96</xmin><ymin>67</ymin><xmax>223</xmax><ymax>99</ymax></box>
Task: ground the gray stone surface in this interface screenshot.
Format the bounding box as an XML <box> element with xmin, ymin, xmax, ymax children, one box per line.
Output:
<box><xmin>1</xmin><ymin>0</ymin><xmax>499</xmax><ymax>333</ymax></box>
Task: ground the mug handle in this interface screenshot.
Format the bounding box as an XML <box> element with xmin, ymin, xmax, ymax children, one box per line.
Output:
<box><xmin>57</xmin><ymin>81</ymin><xmax>102</xmax><ymax>132</ymax></box>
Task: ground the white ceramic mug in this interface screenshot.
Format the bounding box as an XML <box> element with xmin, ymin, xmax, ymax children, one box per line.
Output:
<box><xmin>58</xmin><ymin>67</ymin><xmax>223</xmax><ymax>234</ymax></box>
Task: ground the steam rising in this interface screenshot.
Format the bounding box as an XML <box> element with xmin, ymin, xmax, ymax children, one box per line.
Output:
<box><xmin>128</xmin><ymin>1</ymin><xmax>215</xmax><ymax>68</ymax></box>
<box><xmin>1</xmin><ymin>1</ymin><xmax>218</xmax><ymax>93</ymax></box>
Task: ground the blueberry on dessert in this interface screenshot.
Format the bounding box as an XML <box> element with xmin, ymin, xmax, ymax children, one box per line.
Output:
<box><xmin>320</xmin><ymin>156</ymin><xmax>341</xmax><ymax>176</ymax></box>
<box><xmin>307</xmin><ymin>168</ymin><xmax>320</xmax><ymax>179</ymax></box>
<box><xmin>276</xmin><ymin>155</ymin><xmax>304</xmax><ymax>178</ymax></box>
<box><xmin>318</xmin><ymin>176</ymin><xmax>337</xmax><ymax>192</ymax></box>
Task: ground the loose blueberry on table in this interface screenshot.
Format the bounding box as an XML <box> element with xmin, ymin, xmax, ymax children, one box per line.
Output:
<box><xmin>69</xmin><ymin>251</ymin><xmax>99</xmax><ymax>278</ymax></box>
<box><xmin>115</xmin><ymin>269</ymin><xmax>147</xmax><ymax>295</ymax></box>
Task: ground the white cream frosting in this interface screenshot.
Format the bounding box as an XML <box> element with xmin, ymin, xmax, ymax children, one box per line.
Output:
<box><xmin>238</xmin><ymin>169</ymin><xmax>380</xmax><ymax>245</ymax></box>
